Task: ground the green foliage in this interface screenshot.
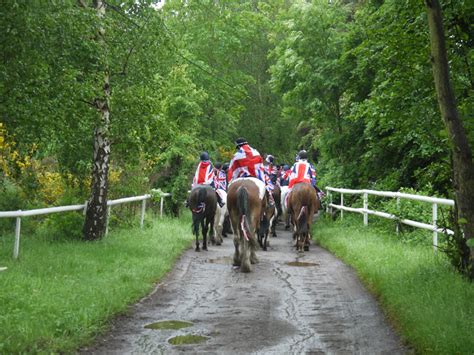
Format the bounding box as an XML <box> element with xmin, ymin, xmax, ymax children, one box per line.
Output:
<box><xmin>37</xmin><ymin>212</ymin><xmax>84</xmax><ymax>241</ymax></box>
<box><xmin>314</xmin><ymin>215</ymin><xmax>474</xmax><ymax>354</ymax></box>
<box><xmin>0</xmin><ymin>214</ymin><xmax>192</xmax><ymax>353</ymax></box>
<box><xmin>0</xmin><ymin>178</ymin><xmax>25</xmax><ymax>231</ymax></box>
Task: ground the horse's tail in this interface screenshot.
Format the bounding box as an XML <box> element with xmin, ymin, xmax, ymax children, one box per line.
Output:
<box><xmin>297</xmin><ymin>206</ymin><xmax>308</xmax><ymax>235</ymax></box>
<box><xmin>237</xmin><ymin>186</ymin><xmax>251</xmax><ymax>241</ymax></box>
<box><xmin>192</xmin><ymin>187</ymin><xmax>207</xmax><ymax>236</ymax></box>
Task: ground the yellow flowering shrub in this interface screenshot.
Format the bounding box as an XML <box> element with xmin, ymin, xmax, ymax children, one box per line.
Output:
<box><xmin>37</xmin><ymin>171</ymin><xmax>65</xmax><ymax>204</ymax></box>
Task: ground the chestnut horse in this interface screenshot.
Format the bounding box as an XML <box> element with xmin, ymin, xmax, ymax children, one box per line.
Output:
<box><xmin>227</xmin><ymin>178</ymin><xmax>266</xmax><ymax>272</ymax></box>
<box><xmin>189</xmin><ymin>185</ymin><xmax>217</xmax><ymax>251</ymax></box>
<box><xmin>288</xmin><ymin>183</ymin><xmax>320</xmax><ymax>252</ymax></box>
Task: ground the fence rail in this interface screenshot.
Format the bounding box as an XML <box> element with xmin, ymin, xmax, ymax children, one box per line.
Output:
<box><xmin>326</xmin><ymin>187</ymin><xmax>455</xmax><ymax>252</ymax></box>
<box><xmin>0</xmin><ymin>193</ymin><xmax>171</xmax><ymax>259</ymax></box>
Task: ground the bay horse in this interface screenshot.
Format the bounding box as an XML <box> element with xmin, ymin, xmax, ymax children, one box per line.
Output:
<box><xmin>189</xmin><ymin>185</ymin><xmax>217</xmax><ymax>251</ymax></box>
<box><xmin>227</xmin><ymin>177</ymin><xmax>266</xmax><ymax>272</ymax></box>
<box><xmin>287</xmin><ymin>183</ymin><xmax>320</xmax><ymax>252</ymax></box>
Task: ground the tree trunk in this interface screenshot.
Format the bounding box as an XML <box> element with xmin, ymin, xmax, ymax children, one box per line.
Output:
<box><xmin>425</xmin><ymin>0</ymin><xmax>474</xmax><ymax>278</ymax></box>
<box><xmin>83</xmin><ymin>0</ymin><xmax>111</xmax><ymax>241</ymax></box>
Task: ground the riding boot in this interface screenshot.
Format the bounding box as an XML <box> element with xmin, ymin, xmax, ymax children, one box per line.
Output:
<box><xmin>216</xmin><ymin>191</ymin><xmax>225</xmax><ymax>208</ymax></box>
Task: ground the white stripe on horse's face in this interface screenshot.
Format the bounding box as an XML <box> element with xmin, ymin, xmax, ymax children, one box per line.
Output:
<box><xmin>229</xmin><ymin>177</ymin><xmax>266</xmax><ymax>200</ymax></box>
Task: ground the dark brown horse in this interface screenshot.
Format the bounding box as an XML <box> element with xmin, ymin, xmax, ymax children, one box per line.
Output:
<box><xmin>227</xmin><ymin>178</ymin><xmax>266</xmax><ymax>272</ymax></box>
<box><xmin>271</xmin><ymin>185</ymin><xmax>281</xmax><ymax>237</ymax></box>
<box><xmin>189</xmin><ymin>185</ymin><xmax>217</xmax><ymax>251</ymax></box>
<box><xmin>288</xmin><ymin>183</ymin><xmax>320</xmax><ymax>252</ymax></box>
<box><xmin>258</xmin><ymin>203</ymin><xmax>276</xmax><ymax>251</ymax></box>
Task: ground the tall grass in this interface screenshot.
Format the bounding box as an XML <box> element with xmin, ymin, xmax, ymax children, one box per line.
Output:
<box><xmin>0</xmin><ymin>213</ymin><xmax>192</xmax><ymax>353</ymax></box>
<box><xmin>314</xmin><ymin>215</ymin><xmax>474</xmax><ymax>354</ymax></box>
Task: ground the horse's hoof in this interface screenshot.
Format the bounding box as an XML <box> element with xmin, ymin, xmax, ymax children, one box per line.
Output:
<box><xmin>195</xmin><ymin>247</ymin><xmax>200</xmax><ymax>252</ymax></box>
<box><xmin>304</xmin><ymin>246</ymin><xmax>309</xmax><ymax>251</ymax></box>
<box><xmin>285</xmin><ymin>225</ymin><xmax>290</xmax><ymax>230</ymax></box>
<box><xmin>203</xmin><ymin>246</ymin><xmax>208</xmax><ymax>251</ymax></box>
<box><xmin>272</xmin><ymin>233</ymin><xmax>277</xmax><ymax>238</ymax></box>
<box><xmin>263</xmin><ymin>246</ymin><xmax>267</xmax><ymax>251</ymax></box>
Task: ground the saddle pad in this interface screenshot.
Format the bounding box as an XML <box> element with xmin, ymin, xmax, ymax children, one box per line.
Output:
<box><xmin>229</xmin><ymin>177</ymin><xmax>266</xmax><ymax>200</ymax></box>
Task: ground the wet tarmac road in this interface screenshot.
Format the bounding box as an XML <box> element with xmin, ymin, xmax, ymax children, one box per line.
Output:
<box><xmin>81</xmin><ymin>224</ymin><xmax>407</xmax><ymax>354</ymax></box>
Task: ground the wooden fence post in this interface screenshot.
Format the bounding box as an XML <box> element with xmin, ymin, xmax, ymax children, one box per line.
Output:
<box><xmin>140</xmin><ymin>199</ymin><xmax>146</xmax><ymax>228</ymax></box>
<box><xmin>363</xmin><ymin>192</ymin><xmax>368</xmax><ymax>226</ymax></box>
<box><xmin>13</xmin><ymin>214</ymin><xmax>21</xmax><ymax>259</ymax></box>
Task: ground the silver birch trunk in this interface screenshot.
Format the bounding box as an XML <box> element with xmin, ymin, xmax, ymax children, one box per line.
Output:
<box><xmin>425</xmin><ymin>0</ymin><xmax>474</xmax><ymax>278</ymax></box>
<box><xmin>83</xmin><ymin>0</ymin><xmax>111</xmax><ymax>240</ymax></box>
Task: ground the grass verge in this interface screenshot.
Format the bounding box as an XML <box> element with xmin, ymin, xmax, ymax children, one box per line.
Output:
<box><xmin>314</xmin><ymin>214</ymin><xmax>474</xmax><ymax>354</ymax></box>
<box><xmin>0</xmin><ymin>213</ymin><xmax>192</xmax><ymax>353</ymax></box>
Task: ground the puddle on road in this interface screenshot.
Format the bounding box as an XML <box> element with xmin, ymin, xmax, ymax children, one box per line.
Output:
<box><xmin>286</xmin><ymin>261</ymin><xmax>319</xmax><ymax>267</ymax></box>
<box><xmin>207</xmin><ymin>256</ymin><xmax>233</xmax><ymax>265</ymax></box>
<box><xmin>144</xmin><ymin>320</ymin><xmax>193</xmax><ymax>330</ymax></box>
<box><xmin>168</xmin><ymin>334</ymin><xmax>209</xmax><ymax>345</ymax></box>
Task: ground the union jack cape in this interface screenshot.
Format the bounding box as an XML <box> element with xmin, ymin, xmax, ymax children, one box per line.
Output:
<box><xmin>227</xmin><ymin>144</ymin><xmax>265</xmax><ymax>183</ymax></box>
<box><xmin>288</xmin><ymin>160</ymin><xmax>314</xmax><ymax>188</ymax></box>
<box><xmin>192</xmin><ymin>160</ymin><xmax>215</xmax><ymax>188</ymax></box>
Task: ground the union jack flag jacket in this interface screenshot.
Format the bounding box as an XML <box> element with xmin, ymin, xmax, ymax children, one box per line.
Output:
<box><xmin>289</xmin><ymin>160</ymin><xmax>315</xmax><ymax>188</ymax></box>
<box><xmin>192</xmin><ymin>160</ymin><xmax>215</xmax><ymax>188</ymax></box>
<box><xmin>227</xmin><ymin>144</ymin><xmax>265</xmax><ymax>183</ymax></box>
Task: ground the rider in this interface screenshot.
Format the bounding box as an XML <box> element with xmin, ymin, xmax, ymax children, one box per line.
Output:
<box><xmin>191</xmin><ymin>151</ymin><xmax>224</xmax><ymax>207</ymax></box>
<box><xmin>227</xmin><ymin>137</ymin><xmax>275</xmax><ymax>206</ymax></box>
<box><xmin>279</xmin><ymin>164</ymin><xmax>291</xmax><ymax>187</ymax></box>
<box><xmin>288</xmin><ymin>150</ymin><xmax>315</xmax><ymax>189</ymax></box>
<box><xmin>213</xmin><ymin>162</ymin><xmax>228</xmax><ymax>192</ymax></box>
<box><xmin>264</xmin><ymin>154</ymin><xmax>278</xmax><ymax>185</ymax></box>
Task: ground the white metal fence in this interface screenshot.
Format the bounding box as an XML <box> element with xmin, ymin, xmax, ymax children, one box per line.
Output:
<box><xmin>326</xmin><ymin>187</ymin><xmax>455</xmax><ymax>251</ymax></box>
<box><xmin>0</xmin><ymin>193</ymin><xmax>171</xmax><ymax>259</ymax></box>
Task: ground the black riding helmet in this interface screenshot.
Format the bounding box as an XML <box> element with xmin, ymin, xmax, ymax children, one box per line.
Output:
<box><xmin>235</xmin><ymin>137</ymin><xmax>248</xmax><ymax>149</ymax></box>
<box><xmin>222</xmin><ymin>163</ymin><xmax>230</xmax><ymax>172</ymax></box>
<box><xmin>200</xmin><ymin>151</ymin><xmax>209</xmax><ymax>161</ymax></box>
<box><xmin>214</xmin><ymin>162</ymin><xmax>222</xmax><ymax>169</ymax></box>
<box><xmin>298</xmin><ymin>150</ymin><xmax>308</xmax><ymax>160</ymax></box>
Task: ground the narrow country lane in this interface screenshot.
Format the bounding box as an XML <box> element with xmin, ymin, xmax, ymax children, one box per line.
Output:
<box><xmin>81</xmin><ymin>223</ymin><xmax>407</xmax><ymax>354</ymax></box>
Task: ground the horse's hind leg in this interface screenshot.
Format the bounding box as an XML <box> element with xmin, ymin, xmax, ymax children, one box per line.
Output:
<box><xmin>202</xmin><ymin>219</ymin><xmax>208</xmax><ymax>251</ymax></box>
<box><xmin>233</xmin><ymin>235</ymin><xmax>241</xmax><ymax>266</ymax></box>
<box><xmin>195</xmin><ymin>232</ymin><xmax>200</xmax><ymax>252</ymax></box>
<box><xmin>241</xmin><ymin>239</ymin><xmax>252</xmax><ymax>273</ymax></box>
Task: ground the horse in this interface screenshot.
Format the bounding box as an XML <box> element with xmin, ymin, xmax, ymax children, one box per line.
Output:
<box><xmin>188</xmin><ymin>185</ymin><xmax>217</xmax><ymax>251</ymax></box>
<box><xmin>287</xmin><ymin>183</ymin><xmax>320</xmax><ymax>252</ymax></box>
<box><xmin>280</xmin><ymin>186</ymin><xmax>291</xmax><ymax>230</ymax></box>
<box><xmin>227</xmin><ymin>177</ymin><xmax>266</xmax><ymax>272</ymax></box>
<box><xmin>258</xmin><ymin>203</ymin><xmax>276</xmax><ymax>251</ymax></box>
<box><xmin>270</xmin><ymin>185</ymin><xmax>281</xmax><ymax>237</ymax></box>
<box><xmin>212</xmin><ymin>189</ymin><xmax>227</xmax><ymax>246</ymax></box>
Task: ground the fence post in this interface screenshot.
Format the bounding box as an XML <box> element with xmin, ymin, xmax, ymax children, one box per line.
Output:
<box><xmin>432</xmin><ymin>203</ymin><xmax>438</xmax><ymax>253</ymax></box>
<box><xmin>83</xmin><ymin>201</ymin><xmax>88</xmax><ymax>215</ymax></box>
<box><xmin>363</xmin><ymin>192</ymin><xmax>368</xmax><ymax>226</ymax></box>
<box><xmin>160</xmin><ymin>196</ymin><xmax>164</xmax><ymax>218</ymax></box>
<box><xmin>105</xmin><ymin>205</ymin><xmax>111</xmax><ymax>236</ymax></box>
<box><xmin>340</xmin><ymin>193</ymin><xmax>344</xmax><ymax>220</ymax></box>
<box><xmin>13</xmin><ymin>214</ymin><xmax>21</xmax><ymax>259</ymax></box>
<box><xmin>396</xmin><ymin>196</ymin><xmax>400</xmax><ymax>235</ymax></box>
<box><xmin>140</xmin><ymin>199</ymin><xmax>146</xmax><ymax>228</ymax></box>
<box><xmin>326</xmin><ymin>188</ymin><xmax>329</xmax><ymax>213</ymax></box>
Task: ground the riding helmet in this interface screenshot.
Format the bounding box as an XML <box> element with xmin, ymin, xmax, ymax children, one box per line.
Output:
<box><xmin>266</xmin><ymin>154</ymin><xmax>274</xmax><ymax>163</ymax></box>
<box><xmin>214</xmin><ymin>162</ymin><xmax>222</xmax><ymax>169</ymax></box>
<box><xmin>222</xmin><ymin>163</ymin><xmax>230</xmax><ymax>172</ymax></box>
<box><xmin>298</xmin><ymin>150</ymin><xmax>308</xmax><ymax>160</ymax></box>
<box><xmin>235</xmin><ymin>137</ymin><xmax>248</xmax><ymax>148</ymax></box>
<box><xmin>200</xmin><ymin>151</ymin><xmax>210</xmax><ymax>161</ymax></box>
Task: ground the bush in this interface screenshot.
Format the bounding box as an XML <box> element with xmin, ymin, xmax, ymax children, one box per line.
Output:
<box><xmin>37</xmin><ymin>212</ymin><xmax>84</xmax><ymax>241</ymax></box>
<box><xmin>0</xmin><ymin>177</ymin><xmax>25</xmax><ymax>232</ymax></box>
